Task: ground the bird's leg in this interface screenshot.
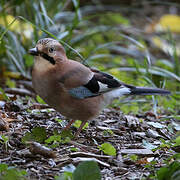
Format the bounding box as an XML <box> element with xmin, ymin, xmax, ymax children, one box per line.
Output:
<box><xmin>74</xmin><ymin>120</ymin><xmax>87</xmax><ymax>137</ymax></box>
<box><xmin>63</xmin><ymin>119</ymin><xmax>76</xmax><ymax>130</ymax></box>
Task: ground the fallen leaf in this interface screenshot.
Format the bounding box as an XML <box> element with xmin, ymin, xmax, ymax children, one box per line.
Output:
<box><xmin>28</xmin><ymin>142</ymin><xmax>56</xmax><ymax>158</ymax></box>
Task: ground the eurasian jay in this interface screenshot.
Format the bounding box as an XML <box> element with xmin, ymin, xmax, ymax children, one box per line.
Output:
<box><xmin>29</xmin><ymin>38</ymin><xmax>170</xmax><ymax>137</ymax></box>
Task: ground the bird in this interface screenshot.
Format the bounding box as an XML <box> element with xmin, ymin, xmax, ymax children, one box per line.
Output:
<box><xmin>29</xmin><ymin>38</ymin><xmax>170</xmax><ymax>137</ymax></box>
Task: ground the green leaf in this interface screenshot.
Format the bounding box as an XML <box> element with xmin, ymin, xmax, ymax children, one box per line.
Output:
<box><xmin>0</xmin><ymin>135</ymin><xmax>9</xmax><ymax>143</ymax></box>
<box><xmin>157</xmin><ymin>161</ymin><xmax>180</xmax><ymax>180</ymax></box>
<box><xmin>73</xmin><ymin>161</ymin><xmax>101</xmax><ymax>180</ymax></box>
<box><xmin>175</xmin><ymin>136</ymin><xmax>180</xmax><ymax>146</ymax></box>
<box><xmin>70</xmin><ymin>147</ymin><xmax>78</xmax><ymax>152</ymax></box>
<box><xmin>73</xmin><ymin>120</ymin><xmax>88</xmax><ymax>130</ymax></box>
<box><xmin>130</xmin><ymin>154</ymin><xmax>138</xmax><ymax>161</ymax></box>
<box><xmin>31</xmin><ymin>127</ymin><xmax>47</xmax><ymax>142</ymax></box>
<box><xmin>3</xmin><ymin>168</ymin><xmax>27</xmax><ymax>179</ymax></box>
<box><xmin>157</xmin><ymin>167</ymin><xmax>169</xmax><ymax>180</ymax></box>
<box><xmin>36</xmin><ymin>95</ymin><xmax>46</xmax><ymax>104</ymax></box>
<box><xmin>99</xmin><ymin>143</ymin><xmax>116</xmax><ymax>156</ymax></box>
<box><xmin>45</xmin><ymin>134</ymin><xmax>62</xmax><ymax>144</ymax></box>
<box><xmin>0</xmin><ymin>164</ymin><xmax>8</xmax><ymax>173</ymax></box>
<box><xmin>45</xmin><ymin>130</ymin><xmax>73</xmax><ymax>147</ymax></box>
<box><xmin>22</xmin><ymin>127</ymin><xmax>47</xmax><ymax>143</ymax></box>
<box><xmin>60</xmin><ymin>130</ymin><xmax>73</xmax><ymax>142</ymax></box>
<box><xmin>21</xmin><ymin>132</ymin><xmax>33</xmax><ymax>144</ymax></box>
<box><xmin>0</xmin><ymin>164</ymin><xmax>27</xmax><ymax>179</ymax></box>
<box><xmin>0</xmin><ymin>87</ymin><xmax>10</xmax><ymax>101</ymax></box>
<box><xmin>5</xmin><ymin>78</ymin><xmax>16</xmax><ymax>88</ymax></box>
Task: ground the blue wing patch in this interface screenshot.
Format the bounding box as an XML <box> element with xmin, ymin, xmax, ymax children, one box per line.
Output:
<box><xmin>68</xmin><ymin>86</ymin><xmax>99</xmax><ymax>99</ymax></box>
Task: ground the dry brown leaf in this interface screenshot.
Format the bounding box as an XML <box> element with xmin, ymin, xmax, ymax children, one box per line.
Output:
<box><xmin>28</xmin><ymin>142</ymin><xmax>56</xmax><ymax>158</ymax></box>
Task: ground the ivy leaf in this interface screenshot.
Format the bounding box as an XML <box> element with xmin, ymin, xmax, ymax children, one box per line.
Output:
<box><xmin>99</xmin><ymin>143</ymin><xmax>116</xmax><ymax>156</ymax></box>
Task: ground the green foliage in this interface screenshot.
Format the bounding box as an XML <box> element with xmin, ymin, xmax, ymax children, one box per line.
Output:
<box><xmin>60</xmin><ymin>130</ymin><xmax>74</xmax><ymax>142</ymax></box>
<box><xmin>45</xmin><ymin>134</ymin><xmax>62</xmax><ymax>148</ymax></box>
<box><xmin>70</xmin><ymin>147</ymin><xmax>78</xmax><ymax>152</ymax></box>
<box><xmin>73</xmin><ymin>161</ymin><xmax>101</xmax><ymax>180</ymax></box>
<box><xmin>0</xmin><ymin>164</ymin><xmax>27</xmax><ymax>180</ymax></box>
<box><xmin>130</xmin><ymin>154</ymin><xmax>138</xmax><ymax>161</ymax></box>
<box><xmin>101</xmin><ymin>13</ymin><xmax>130</xmax><ymax>25</ymax></box>
<box><xmin>0</xmin><ymin>135</ymin><xmax>9</xmax><ymax>151</ymax></box>
<box><xmin>55</xmin><ymin>161</ymin><xmax>101</xmax><ymax>180</ymax></box>
<box><xmin>103</xmin><ymin>129</ymin><xmax>114</xmax><ymax>136</ymax></box>
<box><xmin>5</xmin><ymin>78</ymin><xmax>16</xmax><ymax>88</ymax></box>
<box><xmin>145</xmin><ymin>134</ymin><xmax>180</xmax><ymax>179</ymax></box>
<box><xmin>117</xmin><ymin>102</ymin><xmax>140</xmax><ymax>114</ymax></box>
<box><xmin>45</xmin><ymin>130</ymin><xmax>73</xmax><ymax>148</ymax></box>
<box><xmin>73</xmin><ymin>120</ymin><xmax>88</xmax><ymax>130</ymax></box>
<box><xmin>156</xmin><ymin>161</ymin><xmax>180</xmax><ymax>180</ymax></box>
<box><xmin>0</xmin><ymin>87</ymin><xmax>10</xmax><ymax>101</ymax></box>
<box><xmin>158</xmin><ymin>94</ymin><xmax>180</xmax><ymax>114</ymax></box>
<box><xmin>174</xmin><ymin>136</ymin><xmax>180</xmax><ymax>146</ymax></box>
<box><xmin>24</xmin><ymin>54</ymin><xmax>34</xmax><ymax>67</ymax></box>
<box><xmin>99</xmin><ymin>143</ymin><xmax>116</xmax><ymax>156</ymax></box>
<box><xmin>22</xmin><ymin>127</ymin><xmax>47</xmax><ymax>143</ymax></box>
<box><xmin>36</xmin><ymin>95</ymin><xmax>46</xmax><ymax>104</ymax></box>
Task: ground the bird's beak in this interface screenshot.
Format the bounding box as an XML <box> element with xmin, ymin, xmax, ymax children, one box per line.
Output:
<box><xmin>28</xmin><ymin>47</ymin><xmax>39</xmax><ymax>56</ymax></box>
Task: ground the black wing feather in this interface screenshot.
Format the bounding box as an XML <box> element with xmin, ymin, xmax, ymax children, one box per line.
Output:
<box><xmin>68</xmin><ymin>70</ymin><xmax>121</xmax><ymax>99</ymax></box>
<box><xmin>84</xmin><ymin>76</ymin><xmax>99</xmax><ymax>93</ymax></box>
<box><xmin>84</xmin><ymin>70</ymin><xmax>121</xmax><ymax>94</ymax></box>
<box><xmin>68</xmin><ymin>69</ymin><xmax>170</xmax><ymax>99</ymax></box>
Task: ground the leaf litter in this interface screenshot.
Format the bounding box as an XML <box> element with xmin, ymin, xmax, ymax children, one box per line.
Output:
<box><xmin>0</xmin><ymin>79</ymin><xmax>179</xmax><ymax>179</ymax></box>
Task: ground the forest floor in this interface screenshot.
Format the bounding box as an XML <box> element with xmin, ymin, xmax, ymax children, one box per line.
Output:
<box><xmin>0</xmin><ymin>82</ymin><xmax>178</xmax><ymax>179</ymax></box>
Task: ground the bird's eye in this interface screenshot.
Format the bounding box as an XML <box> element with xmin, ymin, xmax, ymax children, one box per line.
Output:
<box><xmin>49</xmin><ymin>47</ymin><xmax>54</xmax><ymax>53</ymax></box>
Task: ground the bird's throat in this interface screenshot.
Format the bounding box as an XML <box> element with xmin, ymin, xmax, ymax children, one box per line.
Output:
<box><xmin>34</xmin><ymin>56</ymin><xmax>55</xmax><ymax>73</ymax></box>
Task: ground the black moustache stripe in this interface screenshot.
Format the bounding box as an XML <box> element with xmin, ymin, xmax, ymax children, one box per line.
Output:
<box><xmin>40</xmin><ymin>52</ymin><xmax>55</xmax><ymax>65</ymax></box>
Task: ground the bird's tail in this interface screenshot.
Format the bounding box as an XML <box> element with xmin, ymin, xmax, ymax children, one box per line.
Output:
<box><xmin>129</xmin><ymin>86</ymin><xmax>170</xmax><ymax>95</ymax></box>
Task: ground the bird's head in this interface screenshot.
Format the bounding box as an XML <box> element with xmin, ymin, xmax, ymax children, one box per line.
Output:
<box><xmin>29</xmin><ymin>38</ymin><xmax>67</xmax><ymax>65</ymax></box>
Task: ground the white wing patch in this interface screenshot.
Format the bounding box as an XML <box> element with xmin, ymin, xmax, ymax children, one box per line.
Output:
<box><xmin>110</xmin><ymin>86</ymin><xmax>131</xmax><ymax>97</ymax></box>
<box><xmin>98</xmin><ymin>82</ymin><xmax>109</xmax><ymax>92</ymax></box>
<box><xmin>104</xmin><ymin>86</ymin><xmax>131</xmax><ymax>104</ymax></box>
<box><xmin>98</xmin><ymin>81</ymin><xmax>131</xmax><ymax>96</ymax></box>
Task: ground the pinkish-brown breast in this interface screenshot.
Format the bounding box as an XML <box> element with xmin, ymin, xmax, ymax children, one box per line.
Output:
<box><xmin>32</xmin><ymin>58</ymin><xmax>105</xmax><ymax>121</ymax></box>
